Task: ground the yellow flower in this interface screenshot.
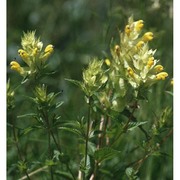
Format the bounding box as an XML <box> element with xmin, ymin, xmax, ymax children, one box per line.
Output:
<box><xmin>135</xmin><ymin>20</ymin><xmax>144</xmax><ymax>31</ymax></box>
<box><xmin>18</xmin><ymin>49</ymin><xmax>29</xmax><ymax>60</ymax></box>
<box><xmin>127</xmin><ymin>67</ymin><xmax>134</xmax><ymax>77</ymax></box>
<box><xmin>154</xmin><ymin>65</ymin><xmax>164</xmax><ymax>72</ymax></box>
<box><xmin>105</xmin><ymin>59</ymin><xmax>111</xmax><ymax>66</ymax></box>
<box><xmin>147</xmin><ymin>57</ymin><xmax>154</xmax><ymax>68</ymax></box>
<box><xmin>125</xmin><ymin>25</ymin><xmax>131</xmax><ymax>35</ymax></box>
<box><xmin>10</xmin><ymin>61</ymin><xmax>24</xmax><ymax>75</ymax></box>
<box><xmin>170</xmin><ymin>79</ymin><xmax>174</xmax><ymax>86</ymax></box>
<box><xmin>156</xmin><ymin>72</ymin><xmax>168</xmax><ymax>80</ymax></box>
<box><xmin>41</xmin><ymin>44</ymin><xmax>54</xmax><ymax>61</ymax></box>
<box><xmin>142</xmin><ymin>32</ymin><xmax>154</xmax><ymax>42</ymax></box>
<box><xmin>114</xmin><ymin>45</ymin><xmax>120</xmax><ymax>56</ymax></box>
<box><xmin>44</xmin><ymin>44</ymin><xmax>54</xmax><ymax>53</ymax></box>
<box><xmin>136</xmin><ymin>41</ymin><xmax>144</xmax><ymax>49</ymax></box>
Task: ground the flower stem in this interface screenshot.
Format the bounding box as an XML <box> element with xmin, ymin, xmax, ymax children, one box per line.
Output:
<box><xmin>84</xmin><ymin>96</ymin><xmax>91</xmax><ymax>179</ymax></box>
<box><xmin>12</xmin><ymin>117</ymin><xmax>31</xmax><ymax>180</ymax></box>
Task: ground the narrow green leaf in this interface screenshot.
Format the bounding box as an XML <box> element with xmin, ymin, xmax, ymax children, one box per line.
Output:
<box><xmin>59</xmin><ymin>127</ymin><xmax>82</xmax><ymax>137</ymax></box>
<box><xmin>94</xmin><ymin>147</ymin><xmax>121</xmax><ymax>163</ymax></box>
<box><xmin>127</xmin><ymin>121</ymin><xmax>147</xmax><ymax>131</ymax></box>
<box><xmin>65</xmin><ymin>78</ymin><xmax>82</xmax><ymax>88</ymax></box>
<box><xmin>54</xmin><ymin>171</ymin><xmax>73</xmax><ymax>180</ymax></box>
<box><xmin>17</xmin><ymin>113</ymin><xmax>37</xmax><ymax>119</ymax></box>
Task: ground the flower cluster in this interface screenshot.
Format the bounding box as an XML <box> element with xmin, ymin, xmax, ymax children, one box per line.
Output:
<box><xmin>81</xmin><ymin>16</ymin><xmax>168</xmax><ymax>113</ymax></box>
<box><xmin>10</xmin><ymin>31</ymin><xmax>54</xmax><ymax>80</ymax></box>
<box><xmin>82</xmin><ymin>59</ymin><xmax>108</xmax><ymax>96</ymax></box>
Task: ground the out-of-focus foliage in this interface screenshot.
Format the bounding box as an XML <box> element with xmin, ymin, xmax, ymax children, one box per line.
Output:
<box><xmin>7</xmin><ymin>0</ymin><xmax>173</xmax><ymax>179</ymax></box>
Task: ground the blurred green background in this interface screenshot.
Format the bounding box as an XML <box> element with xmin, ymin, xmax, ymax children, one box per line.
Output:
<box><xmin>7</xmin><ymin>0</ymin><xmax>173</xmax><ymax>179</ymax></box>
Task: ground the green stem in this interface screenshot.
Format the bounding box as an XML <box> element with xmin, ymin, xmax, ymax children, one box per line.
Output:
<box><xmin>44</xmin><ymin>110</ymin><xmax>54</xmax><ymax>180</ymax></box>
<box><xmin>84</xmin><ymin>96</ymin><xmax>91</xmax><ymax>179</ymax></box>
<box><xmin>41</xmin><ymin>110</ymin><xmax>76</xmax><ymax>180</ymax></box>
<box><xmin>12</xmin><ymin>118</ymin><xmax>31</xmax><ymax>180</ymax></box>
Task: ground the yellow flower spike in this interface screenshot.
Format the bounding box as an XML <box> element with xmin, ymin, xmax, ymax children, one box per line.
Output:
<box><xmin>114</xmin><ymin>45</ymin><xmax>120</xmax><ymax>56</ymax></box>
<box><xmin>135</xmin><ymin>20</ymin><xmax>144</xmax><ymax>31</ymax></box>
<box><xmin>147</xmin><ymin>57</ymin><xmax>154</xmax><ymax>68</ymax></box>
<box><xmin>142</xmin><ymin>32</ymin><xmax>154</xmax><ymax>42</ymax></box>
<box><xmin>105</xmin><ymin>59</ymin><xmax>111</xmax><ymax>66</ymax></box>
<box><xmin>136</xmin><ymin>41</ymin><xmax>145</xmax><ymax>49</ymax></box>
<box><xmin>10</xmin><ymin>61</ymin><xmax>24</xmax><ymax>75</ymax></box>
<box><xmin>44</xmin><ymin>44</ymin><xmax>54</xmax><ymax>54</ymax></box>
<box><xmin>127</xmin><ymin>67</ymin><xmax>134</xmax><ymax>77</ymax></box>
<box><xmin>156</xmin><ymin>72</ymin><xmax>168</xmax><ymax>80</ymax></box>
<box><xmin>125</xmin><ymin>25</ymin><xmax>131</xmax><ymax>36</ymax></box>
<box><xmin>154</xmin><ymin>65</ymin><xmax>164</xmax><ymax>72</ymax></box>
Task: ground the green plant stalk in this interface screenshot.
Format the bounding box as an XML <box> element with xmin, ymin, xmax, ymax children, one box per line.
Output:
<box><xmin>42</xmin><ymin>109</ymin><xmax>54</xmax><ymax>180</ymax></box>
<box><xmin>84</xmin><ymin>96</ymin><xmax>91</xmax><ymax>179</ymax></box>
<box><xmin>41</xmin><ymin>109</ymin><xmax>76</xmax><ymax>180</ymax></box>
<box><xmin>12</xmin><ymin>117</ymin><xmax>31</xmax><ymax>180</ymax></box>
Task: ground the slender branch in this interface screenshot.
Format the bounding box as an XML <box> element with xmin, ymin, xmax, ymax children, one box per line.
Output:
<box><xmin>19</xmin><ymin>166</ymin><xmax>48</xmax><ymax>180</ymax></box>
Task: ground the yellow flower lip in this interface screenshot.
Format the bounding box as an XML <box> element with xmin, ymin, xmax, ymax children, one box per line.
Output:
<box><xmin>142</xmin><ymin>32</ymin><xmax>154</xmax><ymax>42</ymax></box>
<box><xmin>156</xmin><ymin>72</ymin><xmax>168</xmax><ymax>80</ymax></box>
